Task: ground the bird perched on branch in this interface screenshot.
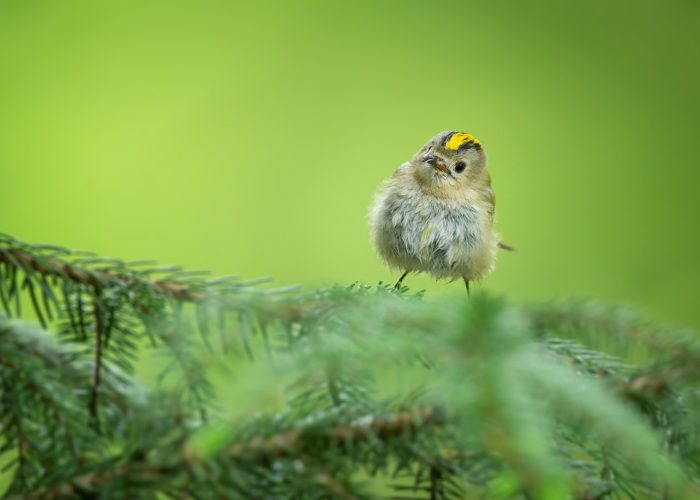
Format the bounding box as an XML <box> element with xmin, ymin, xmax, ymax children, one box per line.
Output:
<box><xmin>369</xmin><ymin>131</ymin><xmax>512</xmax><ymax>294</ymax></box>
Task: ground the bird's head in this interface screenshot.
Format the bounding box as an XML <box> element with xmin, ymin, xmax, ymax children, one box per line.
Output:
<box><xmin>410</xmin><ymin>131</ymin><xmax>489</xmax><ymax>196</ymax></box>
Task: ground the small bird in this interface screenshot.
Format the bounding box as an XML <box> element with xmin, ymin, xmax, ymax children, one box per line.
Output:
<box><xmin>369</xmin><ymin>131</ymin><xmax>512</xmax><ymax>294</ymax></box>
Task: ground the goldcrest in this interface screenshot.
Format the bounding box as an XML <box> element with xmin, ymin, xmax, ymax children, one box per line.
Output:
<box><xmin>369</xmin><ymin>131</ymin><xmax>511</xmax><ymax>293</ymax></box>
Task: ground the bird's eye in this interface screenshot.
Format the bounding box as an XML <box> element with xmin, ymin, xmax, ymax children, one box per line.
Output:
<box><xmin>455</xmin><ymin>161</ymin><xmax>466</xmax><ymax>173</ymax></box>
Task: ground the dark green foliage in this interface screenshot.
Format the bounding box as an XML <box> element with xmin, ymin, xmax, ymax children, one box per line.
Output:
<box><xmin>0</xmin><ymin>235</ymin><xmax>698</xmax><ymax>499</ymax></box>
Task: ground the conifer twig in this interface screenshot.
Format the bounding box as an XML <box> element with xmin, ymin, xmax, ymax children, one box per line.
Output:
<box><xmin>4</xmin><ymin>465</ymin><xmax>176</xmax><ymax>500</ymax></box>
<box><xmin>226</xmin><ymin>406</ymin><xmax>440</xmax><ymax>458</ymax></box>
<box><xmin>0</xmin><ymin>352</ymin><xmax>76</xmax><ymax>457</ymax></box>
<box><xmin>88</xmin><ymin>292</ymin><xmax>104</xmax><ymax>432</ymax></box>
<box><xmin>0</xmin><ymin>248</ymin><xmax>205</xmax><ymax>302</ymax></box>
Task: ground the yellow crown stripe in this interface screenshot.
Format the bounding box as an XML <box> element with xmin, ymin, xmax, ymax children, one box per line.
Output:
<box><xmin>445</xmin><ymin>132</ymin><xmax>478</xmax><ymax>150</ymax></box>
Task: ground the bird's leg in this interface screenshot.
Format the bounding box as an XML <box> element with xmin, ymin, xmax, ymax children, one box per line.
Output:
<box><xmin>393</xmin><ymin>270</ymin><xmax>410</xmax><ymax>290</ymax></box>
<box><xmin>464</xmin><ymin>278</ymin><xmax>470</xmax><ymax>296</ymax></box>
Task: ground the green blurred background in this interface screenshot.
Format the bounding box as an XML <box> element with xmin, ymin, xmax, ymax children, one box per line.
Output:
<box><xmin>1</xmin><ymin>0</ymin><xmax>698</xmax><ymax>329</ymax></box>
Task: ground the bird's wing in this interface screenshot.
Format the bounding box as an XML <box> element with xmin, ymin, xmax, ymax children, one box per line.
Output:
<box><xmin>480</xmin><ymin>181</ymin><xmax>496</xmax><ymax>223</ymax></box>
<box><xmin>480</xmin><ymin>175</ymin><xmax>515</xmax><ymax>251</ymax></box>
<box><xmin>391</xmin><ymin>161</ymin><xmax>411</xmax><ymax>178</ymax></box>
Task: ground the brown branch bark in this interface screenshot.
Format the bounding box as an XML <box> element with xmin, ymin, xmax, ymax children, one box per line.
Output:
<box><xmin>226</xmin><ymin>406</ymin><xmax>440</xmax><ymax>458</ymax></box>
<box><xmin>0</xmin><ymin>248</ymin><xmax>205</xmax><ymax>302</ymax></box>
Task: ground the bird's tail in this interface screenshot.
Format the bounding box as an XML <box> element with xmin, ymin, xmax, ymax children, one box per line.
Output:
<box><xmin>498</xmin><ymin>241</ymin><xmax>517</xmax><ymax>252</ymax></box>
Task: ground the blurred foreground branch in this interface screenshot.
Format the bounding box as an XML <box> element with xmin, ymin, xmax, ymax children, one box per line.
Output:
<box><xmin>0</xmin><ymin>235</ymin><xmax>698</xmax><ymax>499</ymax></box>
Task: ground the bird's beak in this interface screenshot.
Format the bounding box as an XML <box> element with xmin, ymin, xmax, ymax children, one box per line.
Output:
<box><xmin>425</xmin><ymin>156</ymin><xmax>451</xmax><ymax>176</ymax></box>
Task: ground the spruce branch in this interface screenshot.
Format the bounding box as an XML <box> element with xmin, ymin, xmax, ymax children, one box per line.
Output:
<box><xmin>225</xmin><ymin>406</ymin><xmax>441</xmax><ymax>459</ymax></box>
<box><xmin>1</xmin><ymin>236</ymin><xmax>699</xmax><ymax>498</ymax></box>
<box><xmin>3</xmin><ymin>464</ymin><xmax>178</xmax><ymax>500</ymax></box>
<box><xmin>530</xmin><ymin>301</ymin><xmax>700</xmax><ymax>366</ymax></box>
<box><xmin>0</xmin><ymin>352</ymin><xmax>76</xmax><ymax>457</ymax></box>
<box><xmin>10</xmin><ymin>406</ymin><xmax>441</xmax><ymax>499</ymax></box>
<box><xmin>87</xmin><ymin>291</ymin><xmax>104</xmax><ymax>432</ymax></box>
<box><xmin>0</xmin><ymin>245</ymin><xmax>204</xmax><ymax>303</ymax></box>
